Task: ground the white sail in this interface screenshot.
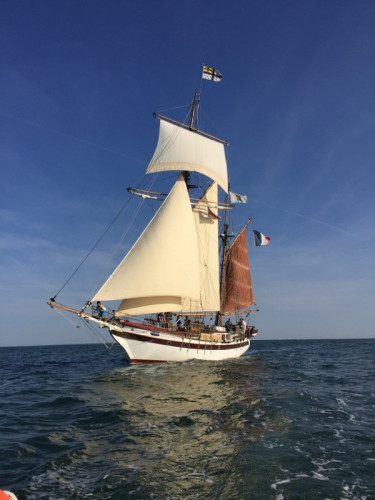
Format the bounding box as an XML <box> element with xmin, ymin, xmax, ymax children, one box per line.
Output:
<box><xmin>92</xmin><ymin>175</ymin><xmax>200</xmax><ymax>315</ymax></box>
<box><xmin>146</xmin><ymin>119</ymin><xmax>228</xmax><ymax>192</ymax></box>
<box><xmin>181</xmin><ymin>182</ymin><xmax>220</xmax><ymax>313</ymax></box>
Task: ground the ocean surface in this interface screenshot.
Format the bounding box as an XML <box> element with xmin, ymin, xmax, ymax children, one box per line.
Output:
<box><xmin>0</xmin><ymin>339</ymin><xmax>374</xmax><ymax>499</ymax></box>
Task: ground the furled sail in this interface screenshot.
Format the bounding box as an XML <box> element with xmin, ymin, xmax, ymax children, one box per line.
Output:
<box><xmin>181</xmin><ymin>182</ymin><xmax>220</xmax><ymax>313</ymax></box>
<box><xmin>146</xmin><ymin>119</ymin><xmax>228</xmax><ymax>192</ymax></box>
<box><xmin>92</xmin><ymin>175</ymin><xmax>200</xmax><ymax>315</ymax></box>
<box><xmin>221</xmin><ymin>227</ymin><xmax>254</xmax><ymax>314</ymax></box>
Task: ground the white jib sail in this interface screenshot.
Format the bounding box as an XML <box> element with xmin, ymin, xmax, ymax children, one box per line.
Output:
<box><xmin>92</xmin><ymin>175</ymin><xmax>200</xmax><ymax>315</ymax></box>
<box><xmin>146</xmin><ymin>119</ymin><xmax>228</xmax><ymax>193</ymax></box>
<box><xmin>181</xmin><ymin>182</ymin><xmax>220</xmax><ymax>313</ymax></box>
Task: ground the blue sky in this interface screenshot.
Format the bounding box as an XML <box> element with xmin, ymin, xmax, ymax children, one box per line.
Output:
<box><xmin>1</xmin><ymin>0</ymin><xmax>374</xmax><ymax>346</ymax></box>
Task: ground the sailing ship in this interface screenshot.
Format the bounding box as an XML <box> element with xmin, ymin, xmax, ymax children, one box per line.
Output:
<box><xmin>48</xmin><ymin>87</ymin><xmax>260</xmax><ymax>363</ymax></box>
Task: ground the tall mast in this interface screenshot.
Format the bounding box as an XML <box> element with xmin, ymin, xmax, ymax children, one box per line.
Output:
<box><xmin>183</xmin><ymin>91</ymin><xmax>200</xmax><ymax>187</ymax></box>
<box><xmin>219</xmin><ymin>222</ymin><xmax>229</xmax><ymax>291</ymax></box>
<box><xmin>217</xmin><ymin>198</ymin><xmax>231</xmax><ymax>325</ymax></box>
<box><xmin>188</xmin><ymin>91</ymin><xmax>200</xmax><ymax>130</ymax></box>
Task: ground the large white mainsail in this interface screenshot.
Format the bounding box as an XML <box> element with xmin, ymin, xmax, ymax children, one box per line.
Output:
<box><xmin>146</xmin><ymin>119</ymin><xmax>228</xmax><ymax>193</ymax></box>
<box><xmin>181</xmin><ymin>182</ymin><xmax>220</xmax><ymax>313</ymax></box>
<box><xmin>92</xmin><ymin>175</ymin><xmax>200</xmax><ymax>315</ymax></box>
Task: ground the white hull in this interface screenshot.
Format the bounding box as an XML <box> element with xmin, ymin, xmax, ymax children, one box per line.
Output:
<box><xmin>110</xmin><ymin>325</ymin><xmax>250</xmax><ymax>363</ymax></box>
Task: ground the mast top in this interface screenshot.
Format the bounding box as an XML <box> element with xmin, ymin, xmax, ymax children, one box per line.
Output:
<box><xmin>152</xmin><ymin>89</ymin><xmax>228</xmax><ymax>146</ymax></box>
<box><xmin>188</xmin><ymin>91</ymin><xmax>200</xmax><ymax>131</ymax></box>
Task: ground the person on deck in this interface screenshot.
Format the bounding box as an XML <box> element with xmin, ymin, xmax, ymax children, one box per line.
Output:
<box><xmin>225</xmin><ymin>318</ymin><xmax>232</xmax><ymax>332</ymax></box>
<box><xmin>96</xmin><ymin>301</ymin><xmax>107</xmax><ymax>318</ymax></box>
<box><xmin>157</xmin><ymin>313</ymin><xmax>164</xmax><ymax>326</ymax></box>
<box><xmin>240</xmin><ymin>318</ymin><xmax>246</xmax><ymax>334</ymax></box>
<box><xmin>165</xmin><ymin>312</ymin><xmax>172</xmax><ymax>327</ymax></box>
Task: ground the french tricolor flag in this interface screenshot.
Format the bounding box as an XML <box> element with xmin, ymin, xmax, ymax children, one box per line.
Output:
<box><xmin>253</xmin><ymin>230</ymin><xmax>271</xmax><ymax>246</ymax></box>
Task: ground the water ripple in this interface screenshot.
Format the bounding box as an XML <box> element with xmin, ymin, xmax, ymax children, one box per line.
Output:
<box><xmin>0</xmin><ymin>340</ymin><xmax>374</xmax><ymax>499</ymax></box>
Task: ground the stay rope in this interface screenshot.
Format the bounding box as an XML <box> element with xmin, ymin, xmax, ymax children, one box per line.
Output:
<box><xmin>79</xmin><ymin>317</ymin><xmax>115</xmax><ymax>350</ymax></box>
<box><xmin>51</xmin><ymin>195</ymin><xmax>133</xmax><ymax>301</ymax></box>
<box><xmin>52</xmin><ymin>308</ymin><xmax>115</xmax><ymax>349</ymax></box>
<box><xmin>51</xmin><ymin>171</ymin><xmax>163</xmax><ymax>302</ymax></box>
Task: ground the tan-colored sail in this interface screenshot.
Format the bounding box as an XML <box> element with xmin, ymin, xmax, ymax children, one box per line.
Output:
<box><xmin>146</xmin><ymin>119</ymin><xmax>228</xmax><ymax>192</ymax></box>
<box><xmin>221</xmin><ymin>228</ymin><xmax>254</xmax><ymax>314</ymax></box>
<box><xmin>92</xmin><ymin>175</ymin><xmax>200</xmax><ymax>315</ymax></box>
<box><xmin>181</xmin><ymin>182</ymin><xmax>220</xmax><ymax>313</ymax></box>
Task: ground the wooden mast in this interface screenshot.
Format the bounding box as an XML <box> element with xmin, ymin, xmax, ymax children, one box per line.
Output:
<box><xmin>189</xmin><ymin>91</ymin><xmax>200</xmax><ymax>130</ymax></box>
<box><xmin>216</xmin><ymin>219</ymin><xmax>229</xmax><ymax>326</ymax></box>
<box><xmin>183</xmin><ymin>91</ymin><xmax>201</xmax><ymax>185</ymax></box>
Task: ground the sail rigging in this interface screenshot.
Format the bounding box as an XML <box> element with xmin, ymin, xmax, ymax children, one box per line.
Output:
<box><xmin>92</xmin><ymin>175</ymin><xmax>200</xmax><ymax>315</ymax></box>
<box><xmin>92</xmin><ymin>113</ymin><xmax>254</xmax><ymax>317</ymax></box>
<box><xmin>181</xmin><ymin>182</ymin><xmax>220</xmax><ymax>313</ymax></box>
<box><xmin>221</xmin><ymin>226</ymin><xmax>255</xmax><ymax>314</ymax></box>
<box><xmin>146</xmin><ymin>119</ymin><xmax>229</xmax><ymax>192</ymax></box>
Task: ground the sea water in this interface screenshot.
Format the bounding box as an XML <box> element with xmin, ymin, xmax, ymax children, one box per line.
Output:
<box><xmin>0</xmin><ymin>339</ymin><xmax>374</xmax><ymax>499</ymax></box>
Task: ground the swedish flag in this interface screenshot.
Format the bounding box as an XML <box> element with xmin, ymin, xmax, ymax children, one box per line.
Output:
<box><xmin>202</xmin><ymin>65</ymin><xmax>222</xmax><ymax>82</ymax></box>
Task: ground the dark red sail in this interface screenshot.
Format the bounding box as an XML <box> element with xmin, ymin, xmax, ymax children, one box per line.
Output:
<box><xmin>221</xmin><ymin>228</ymin><xmax>254</xmax><ymax>314</ymax></box>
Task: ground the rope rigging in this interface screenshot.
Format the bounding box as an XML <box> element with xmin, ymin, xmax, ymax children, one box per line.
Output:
<box><xmin>50</xmin><ymin>195</ymin><xmax>133</xmax><ymax>301</ymax></box>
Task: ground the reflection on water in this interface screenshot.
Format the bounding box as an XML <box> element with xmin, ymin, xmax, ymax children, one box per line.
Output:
<box><xmin>74</xmin><ymin>357</ymin><xmax>270</xmax><ymax>498</ymax></box>
<box><xmin>6</xmin><ymin>341</ymin><xmax>374</xmax><ymax>499</ymax></box>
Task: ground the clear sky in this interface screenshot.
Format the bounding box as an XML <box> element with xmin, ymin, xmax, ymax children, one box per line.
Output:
<box><xmin>1</xmin><ymin>0</ymin><xmax>374</xmax><ymax>346</ymax></box>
